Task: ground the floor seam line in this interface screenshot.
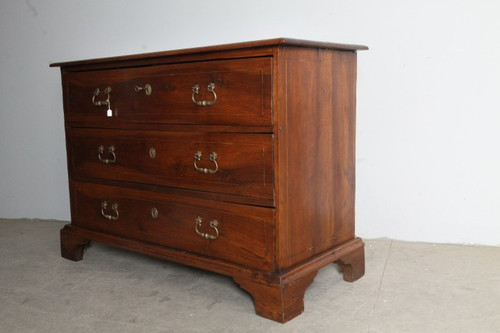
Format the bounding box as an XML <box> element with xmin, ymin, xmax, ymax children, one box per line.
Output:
<box><xmin>367</xmin><ymin>240</ymin><xmax>392</xmax><ymax>332</ymax></box>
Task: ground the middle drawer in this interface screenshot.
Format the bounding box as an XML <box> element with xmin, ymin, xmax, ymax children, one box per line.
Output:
<box><xmin>67</xmin><ymin>129</ymin><xmax>274</xmax><ymax>203</ymax></box>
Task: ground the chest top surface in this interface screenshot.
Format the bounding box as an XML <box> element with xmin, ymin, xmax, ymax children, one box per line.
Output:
<box><xmin>50</xmin><ymin>37</ymin><xmax>368</xmax><ymax>69</ymax></box>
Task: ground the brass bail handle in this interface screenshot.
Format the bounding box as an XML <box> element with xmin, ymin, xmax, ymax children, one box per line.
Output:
<box><xmin>98</xmin><ymin>145</ymin><xmax>117</xmax><ymax>164</ymax></box>
<box><xmin>93</xmin><ymin>87</ymin><xmax>113</xmax><ymax>117</ymax></box>
<box><xmin>192</xmin><ymin>82</ymin><xmax>217</xmax><ymax>106</ymax></box>
<box><xmin>92</xmin><ymin>87</ymin><xmax>112</xmax><ymax>107</ymax></box>
<box><xmin>101</xmin><ymin>201</ymin><xmax>119</xmax><ymax>221</ymax></box>
<box><xmin>193</xmin><ymin>151</ymin><xmax>218</xmax><ymax>174</ymax></box>
<box><xmin>195</xmin><ymin>216</ymin><xmax>219</xmax><ymax>240</ymax></box>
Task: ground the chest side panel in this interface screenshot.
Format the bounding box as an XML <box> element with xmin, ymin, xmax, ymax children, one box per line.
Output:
<box><xmin>276</xmin><ymin>48</ymin><xmax>357</xmax><ymax>270</ymax></box>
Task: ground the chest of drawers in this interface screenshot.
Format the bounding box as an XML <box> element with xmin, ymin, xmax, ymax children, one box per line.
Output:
<box><xmin>51</xmin><ymin>38</ymin><xmax>367</xmax><ymax>323</ymax></box>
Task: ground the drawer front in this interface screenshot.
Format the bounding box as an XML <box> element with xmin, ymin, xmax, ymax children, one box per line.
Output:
<box><xmin>67</xmin><ymin>129</ymin><xmax>274</xmax><ymax>201</ymax></box>
<box><xmin>70</xmin><ymin>181</ymin><xmax>274</xmax><ymax>270</ymax></box>
<box><xmin>63</xmin><ymin>57</ymin><xmax>272</xmax><ymax>126</ymax></box>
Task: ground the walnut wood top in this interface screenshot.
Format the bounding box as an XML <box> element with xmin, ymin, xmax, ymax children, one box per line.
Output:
<box><xmin>50</xmin><ymin>37</ymin><xmax>368</xmax><ymax>68</ymax></box>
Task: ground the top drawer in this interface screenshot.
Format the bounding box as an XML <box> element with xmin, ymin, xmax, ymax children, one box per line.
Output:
<box><xmin>63</xmin><ymin>57</ymin><xmax>272</xmax><ymax>126</ymax></box>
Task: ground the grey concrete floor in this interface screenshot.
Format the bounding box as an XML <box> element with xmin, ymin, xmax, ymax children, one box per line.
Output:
<box><xmin>1</xmin><ymin>218</ymin><xmax>499</xmax><ymax>332</ymax></box>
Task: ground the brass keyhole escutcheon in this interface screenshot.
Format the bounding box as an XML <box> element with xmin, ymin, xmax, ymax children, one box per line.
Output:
<box><xmin>149</xmin><ymin>147</ymin><xmax>156</xmax><ymax>159</ymax></box>
<box><xmin>134</xmin><ymin>84</ymin><xmax>152</xmax><ymax>95</ymax></box>
<box><xmin>151</xmin><ymin>207</ymin><xmax>159</xmax><ymax>220</ymax></box>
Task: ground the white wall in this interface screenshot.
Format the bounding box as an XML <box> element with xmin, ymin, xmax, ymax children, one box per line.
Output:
<box><xmin>1</xmin><ymin>0</ymin><xmax>499</xmax><ymax>245</ymax></box>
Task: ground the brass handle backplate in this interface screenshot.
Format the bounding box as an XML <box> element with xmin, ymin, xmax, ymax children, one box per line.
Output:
<box><xmin>195</xmin><ymin>216</ymin><xmax>219</xmax><ymax>240</ymax></box>
<box><xmin>192</xmin><ymin>82</ymin><xmax>217</xmax><ymax>106</ymax></box>
<box><xmin>193</xmin><ymin>151</ymin><xmax>218</xmax><ymax>174</ymax></box>
<box><xmin>101</xmin><ymin>201</ymin><xmax>119</xmax><ymax>220</ymax></box>
<box><xmin>98</xmin><ymin>145</ymin><xmax>117</xmax><ymax>164</ymax></box>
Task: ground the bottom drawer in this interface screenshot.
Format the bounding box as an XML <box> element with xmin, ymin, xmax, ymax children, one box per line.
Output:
<box><xmin>70</xmin><ymin>181</ymin><xmax>274</xmax><ymax>270</ymax></box>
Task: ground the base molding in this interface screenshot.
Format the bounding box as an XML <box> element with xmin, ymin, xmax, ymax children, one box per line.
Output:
<box><xmin>60</xmin><ymin>224</ymin><xmax>364</xmax><ymax>323</ymax></box>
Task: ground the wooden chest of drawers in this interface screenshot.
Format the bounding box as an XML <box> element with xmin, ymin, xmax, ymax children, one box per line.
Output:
<box><xmin>51</xmin><ymin>38</ymin><xmax>367</xmax><ymax>323</ymax></box>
